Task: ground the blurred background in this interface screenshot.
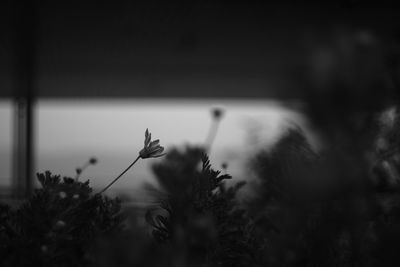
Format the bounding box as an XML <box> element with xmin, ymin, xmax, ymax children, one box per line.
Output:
<box><xmin>1</xmin><ymin>1</ymin><xmax>399</xmax><ymax>199</ymax></box>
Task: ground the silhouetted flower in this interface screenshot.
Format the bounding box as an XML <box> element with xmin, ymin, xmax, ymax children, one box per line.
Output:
<box><xmin>139</xmin><ymin>129</ymin><xmax>166</xmax><ymax>159</ymax></box>
<box><xmin>89</xmin><ymin>157</ymin><xmax>98</xmax><ymax>165</ymax></box>
<box><xmin>99</xmin><ymin>129</ymin><xmax>165</xmax><ymax>194</ymax></box>
<box><xmin>221</xmin><ymin>162</ymin><xmax>228</xmax><ymax>170</ymax></box>
<box><xmin>212</xmin><ymin>107</ymin><xmax>224</xmax><ymax>120</ymax></box>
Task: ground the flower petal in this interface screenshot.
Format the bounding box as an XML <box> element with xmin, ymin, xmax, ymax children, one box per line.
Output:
<box><xmin>144</xmin><ymin>129</ymin><xmax>151</xmax><ymax>145</ymax></box>
<box><xmin>149</xmin><ymin>139</ymin><xmax>160</xmax><ymax>147</ymax></box>
<box><xmin>153</xmin><ymin>153</ymin><xmax>166</xmax><ymax>158</ymax></box>
<box><xmin>140</xmin><ymin>129</ymin><xmax>165</xmax><ymax>159</ymax></box>
<box><xmin>149</xmin><ymin>146</ymin><xmax>163</xmax><ymax>154</ymax></box>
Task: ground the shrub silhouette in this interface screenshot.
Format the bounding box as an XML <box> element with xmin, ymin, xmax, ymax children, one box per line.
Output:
<box><xmin>0</xmin><ymin>171</ymin><xmax>123</xmax><ymax>267</ymax></box>
<box><xmin>147</xmin><ymin>147</ymin><xmax>253</xmax><ymax>266</ymax></box>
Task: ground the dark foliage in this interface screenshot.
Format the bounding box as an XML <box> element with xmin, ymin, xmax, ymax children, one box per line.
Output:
<box><xmin>244</xmin><ymin>109</ymin><xmax>400</xmax><ymax>266</ymax></box>
<box><xmin>0</xmin><ymin>171</ymin><xmax>123</xmax><ymax>267</ymax></box>
<box><xmin>146</xmin><ymin>146</ymin><xmax>253</xmax><ymax>266</ymax></box>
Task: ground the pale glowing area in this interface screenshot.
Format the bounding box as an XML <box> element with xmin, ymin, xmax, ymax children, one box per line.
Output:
<box><xmin>0</xmin><ymin>100</ymin><xmax>12</xmax><ymax>187</ymax></box>
<box><xmin>35</xmin><ymin>99</ymin><xmax>308</xmax><ymax>192</ymax></box>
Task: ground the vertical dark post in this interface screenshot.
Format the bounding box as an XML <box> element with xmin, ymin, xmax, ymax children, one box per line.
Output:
<box><xmin>12</xmin><ymin>0</ymin><xmax>36</xmax><ymax>198</ymax></box>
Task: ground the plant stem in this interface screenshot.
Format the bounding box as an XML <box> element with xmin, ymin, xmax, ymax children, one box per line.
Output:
<box><xmin>98</xmin><ymin>155</ymin><xmax>141</xmax><ymax>194</ymax></box>
<box><xmin>75</xmin><ymin>161</ymin><xmax>90</xmax><ymax>181</ymax></box>
<box><xmin>205</xmin><ymin>119</ymin><xmax>221</xmax><ymax>153</ymax></box>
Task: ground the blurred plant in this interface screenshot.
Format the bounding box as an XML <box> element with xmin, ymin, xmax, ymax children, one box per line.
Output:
<box><xmin>0</xmin><ymin>171</ymin><xmax>123</xmax><ymax>267</ymax></box>
<box><xmin>221</xmin><ymin>162</ymin><xmax>228</xmax><ymax>174</ymax></box>
<box><xmin>245</xmin><ymin>126</ymin><xmax>376</xmax><ymax>265</ymax></box>
<box><xmin>146</xmin><ymin>148</ymin><xmax>254</xmax><ymax>266</ymax></box>
<box><xmin>75</xmin><ymin>157</ymin><xmax>98</xmax><ymax>181</ymax></box>
<box><xmin>240</xmin><ymin>28</ymin><xmax>400</xmax><ymax>266</ymax></box>
<box><xmin>205</xmin><ymin>107</ymin><xmax>224</xmax><ymax>152</ymax></box>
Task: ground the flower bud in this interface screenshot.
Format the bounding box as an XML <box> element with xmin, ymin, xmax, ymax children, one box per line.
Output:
<box><xmin>89</xmin><ymin>157</ymin><xmax>98</xmax><ymax>165</ymax></box>
<box><xmin>211</xmin><ymin>108</ymin><xmax>224</xmax><ymax>120</ymax></box>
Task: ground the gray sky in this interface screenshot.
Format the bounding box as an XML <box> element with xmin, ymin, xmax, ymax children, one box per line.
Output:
<box><xmin>1</xmin><ymin>99</ymin><xmax>310</xmax><ymax>192</ymax></box>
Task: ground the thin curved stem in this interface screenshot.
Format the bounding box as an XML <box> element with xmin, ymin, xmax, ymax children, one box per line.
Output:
<box><xmin>98</xmin><ymin>155</ymin><xmax>141</xmax><ymax>194</ymax></box>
